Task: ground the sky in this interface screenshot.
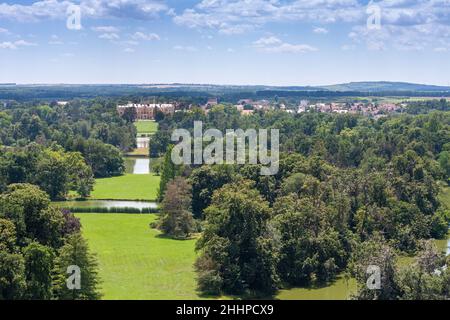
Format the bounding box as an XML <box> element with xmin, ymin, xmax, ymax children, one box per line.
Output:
<box><xmin>1</xmin><ymin>0</ymin><xmax>450</xmax><ymax>86</ymax></box>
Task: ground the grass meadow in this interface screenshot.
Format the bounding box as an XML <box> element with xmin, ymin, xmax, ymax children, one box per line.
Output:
<box><xmin>77</xmin><ymin>214</ymin><xmax>199</xmax><ymax>300</ymax></box>
<box><xmin>78</xmin><ymin>186</ymin><xmax>450</xmax><ymax>300</ymax></box>
<box><xmin>91</xmin><ymin>174</ymin><xmax>160</xmax><ymax>201</ymax></box>
<box><xmin>135</xmin><ymin>120</ymin><xmax>158</xmax><ymax>135</ymax></box>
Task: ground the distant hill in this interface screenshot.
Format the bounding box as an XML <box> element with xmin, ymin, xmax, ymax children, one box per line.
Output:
<box><xmin>319</xmin><ymin>81</ymin><xmax>450</xmax><ymax>92</ymax></box>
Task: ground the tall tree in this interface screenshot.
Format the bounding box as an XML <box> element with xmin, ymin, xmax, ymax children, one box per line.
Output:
<box><xmin>52</xmin><ymin>233</ymin><xmax>101</xmax><ymax>300</ymax></box>
<box><xmin>195</xmin><ymin>181</ymin><xmax>279</xmax><ymax>296</ymax></box>
<box><xmin>158</xmin><ymin>177</ymin><xmax>194</xmax><ymax>239</ymax></box>
<box><xmin>23</xmin><ymin>242</ymin><xmax>54</xmax><ymax>300</ymax></box>
<box><xmin>157</xmin><ymin>145</ymin><xmax>178</xmax><ymax>201</ymax></box>
<box><xmin>0</xmin><ymin>218</ymin><xmax>26</xmax><ymax>300</ymax></box>
<box><xmin>350</xmin><ymin>238</ymin><xmax>400</xmax><ymax>300</ymax></box>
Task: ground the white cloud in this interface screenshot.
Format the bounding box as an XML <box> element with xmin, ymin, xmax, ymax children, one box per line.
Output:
<box><xmin>0</xmin><ymin>42</ymin><xmax>16</xmax><ymax>49</ymax></box>
<box><xmin>0</xmin><ymin>39</ymin><xmax>37</xmax><ymax>49</ymax></box>
<box><xmin>0</xmin><ymin>27</ymin><xmax>9</xmax><ymax>34</ymax></box>
<box><xmin>218</xmin><ymin>24</ymin><xmax>254</xmax><ymax>35</ymax></box>
<box><xmin>173</xmin><ymin>0</ymin><xmax>450</xmax><ymax>52</ymax></box>
<box><xmin>349</xmin><ymin>22</ymin><xmax>450</xmax><ymax>51</ymax></box>
<box><xmin>253</xmin><ymin>36</ymin><xmax>317</xmax><ymax>53</ymax></box>
<box><xmin>0</xmin><ymin>0</ymin><xmax>169</xmax><ymax>22</ymax></box>
<box><xmin>313</xmin><ymin>27</ymin><xmax>329</xmax><ymax>34</ymax></box>
<box><xmin>0</xmin><ymin>0</ymin><xmax>71</xmax><ymax>22</ymax></box>
<box><xmin>99</xmin><ymin>33</ymin><xmax>120</xmax><ymax>40</ymax></box>
<box><xmin>253</xmin><ymin>36</ymin><xmax>282</xmax><ymax>46</ymax></box>
<box><xmin>92</xmin><ymin>26</ymin><xmax>120</xmax><ymax>33</ymax></box>
<box><xmin>174</xmin><ymin>0</ymin><xmax>363</xmax><ymax>33</ymax></box>
<box><xmin>123</xmin><ymin>40</ymin><xmax>139</xmax><ymax>46</ymax></box>
<box><xmin>124</xmin><ymin>47</ymin><xmax>135</xmax><ymax>53</ymax></box>
<box><xmin>132</xmin><ymin>32</ymin><xmax>160</xmax><ymax>41</ymax></box>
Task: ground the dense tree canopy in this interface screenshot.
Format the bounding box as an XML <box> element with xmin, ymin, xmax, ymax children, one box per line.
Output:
<box><xmin>0</xmin><ymin>184</ymin><xmax>100</xmax><ymax>300</ymax></box>
<box><xmin>195</xmin><ymin>181</ymin><xmax>279</xmax><ymax>296</ymax></box>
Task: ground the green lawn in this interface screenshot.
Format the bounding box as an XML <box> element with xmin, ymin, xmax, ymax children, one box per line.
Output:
<box><xmin>277</xmin><ymin>276</ymin><xmax>357</xmax><ymax>300</ymax></box>
<box><xmin>91</xmin><ymin>174</ymin><xmax>160</xmax><ymax>201</ymax></box>
<box><xmin>79</xmin><ymin>186</ymin><xmax>450</xmax><ymax>300</ymax></box>
<box><xmin>78</xmin><ymin>213</ymin><xmax>356</xmax><ymax>300</ymax></box>
<box><xmin>135</xmin><ymin>120</ymin><xmax>158</xmax><ymax>135</ymax></box>
<box><xmin>77</xmin><ymin>214</ymin><xmax>199</xmax><ymax>300</ymax></box>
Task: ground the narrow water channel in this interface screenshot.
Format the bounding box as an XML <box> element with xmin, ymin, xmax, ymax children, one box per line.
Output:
<box><xmin>53</xmin><ymin>200</ymin><xmax>158</xmax><ymax>209</ymax></box>
<box><xmin>136</xmin><ymin>137</ymin><xmax>150</xmax><ymax>149</ymax></box>
<box><xmin>124</xmin><ymin>157</ymin><xmax>150</xmax><ymax>174</ymax></box>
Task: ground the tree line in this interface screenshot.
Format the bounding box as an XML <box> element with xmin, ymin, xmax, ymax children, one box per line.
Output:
<box><xmin>0</xmin><ymin>184</ymin><xmax>100</xmax><ymax>299</ymax></box>
<box><xmin>0</xmin><ymin>99</ymin><xmax>137</xmax><ymax>199</ymax></box>
<box><xmin>154</xmin><ymin>104</ymin><xmax>450</xmax><ymax>299</ymax></box>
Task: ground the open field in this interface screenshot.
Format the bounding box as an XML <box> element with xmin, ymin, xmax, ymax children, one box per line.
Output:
<box><xmin>91</xmin><ymin>174</ymin><xmax>160</xmax><ymax>201</ymax></box>
<box><xmin>135</xmin><ymin>120</ymin><xmax>158</xmax><ymax>135</ymax></box>
<box><xmin>78</xmin><ymin>187</ymin><xmax>450</xmax><ymax>300</ymax></box>
<box><xmin>277</xmin><ymin>277</ymin><xmax>357</xmax><ymax>300</ymax></box>
<box><xmin>77</xmin><ymin>214</ymin><xmax>199</xmax><ymax>300</ymax></box>
<box><xmin>78</xmin><ymin>214</ymin><xmax>357</xmax><ymax>300</ymax></box>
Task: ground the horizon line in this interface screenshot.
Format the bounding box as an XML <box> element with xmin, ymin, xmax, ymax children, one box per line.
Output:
<box><xmin>2</xmin><ymin>81</ymin><xmax>450</xmax><ymax>88</ymax></box>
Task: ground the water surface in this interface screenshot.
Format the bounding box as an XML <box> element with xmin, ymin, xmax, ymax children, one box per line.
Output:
<box><xmin>124</xmin><ymin>157</ymin><xmax>150</xmax><ymax>174</ymax></box>
<box><xmin>53</xmin><ymin>200</ymin><xmax>158</xmax><ymax>210</ymax></box>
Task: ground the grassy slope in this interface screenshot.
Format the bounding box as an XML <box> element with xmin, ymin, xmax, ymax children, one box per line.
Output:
<box><xmin>135</xmin><ymin>120</ymin><xmax>158</xmax><ymax>134</ymax></box>
<box><xmin>91</xmin><ymin>174</ymin><xmax>160</xmax><ymax>201</ymax></box>
<box><xmin>77</xmin><ymin>214</ymin><xmax>199</xmax><ymax>300</ymax></box>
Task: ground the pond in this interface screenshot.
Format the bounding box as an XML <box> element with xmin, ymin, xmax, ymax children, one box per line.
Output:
<box><xmin>436</xmin><ymin>236</ymin><xmax>450</xmax><ymax>256</ymax></box>
<box><xmin>136</xmin><ymin>137</ymin><xmax>150</xmax><ymax>149</ymax></box>
<box><xmin>53</xmin><ymin>200</ymin><xmax>158</xmax><ymax>210</ymax></box>
<box><xmin>124</xmin><ymin>156</ymin><xmax>150</xmax><ymax>174</ymax></box>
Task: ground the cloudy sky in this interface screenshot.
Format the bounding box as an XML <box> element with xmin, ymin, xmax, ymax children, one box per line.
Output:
<box><xmin>1</xmin><ymin>0</ymin><xmax>450</xmax><ymax>85</ymax></box>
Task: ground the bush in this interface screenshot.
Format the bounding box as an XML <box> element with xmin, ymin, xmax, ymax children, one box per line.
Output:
<box><xmin>196</xmin><ymin>269</ymin><xmax>222</xmax><ymax>296</ymax></box>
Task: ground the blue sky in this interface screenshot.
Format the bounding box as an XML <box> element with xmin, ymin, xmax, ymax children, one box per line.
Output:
<box><xmin>1</xmin><ymin>0</ymin><xmax>450</xmax><ymax>85</ymax></box>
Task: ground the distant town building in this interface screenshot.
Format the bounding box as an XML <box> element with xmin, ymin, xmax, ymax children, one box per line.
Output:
<box><xmin>117</xmin><ymin>103</ymin><xmax>175</xmax><ymax>120</ymax></box>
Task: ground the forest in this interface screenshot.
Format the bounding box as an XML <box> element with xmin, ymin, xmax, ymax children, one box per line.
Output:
<box><xmin>0</xmin><ymin>97</ymin><xmax>449</xmax><ymax>300</ymax></box>
<box><xmin>154</xmin><ymin>102</ymin><xmax>450</xmax><ymax>299</ymax></box>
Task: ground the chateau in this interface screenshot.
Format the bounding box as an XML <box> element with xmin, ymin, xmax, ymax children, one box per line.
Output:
<box><xmin>117</xmin><ymin>103</ymin><xmax>175</xmax><ymax>120</ymax></box>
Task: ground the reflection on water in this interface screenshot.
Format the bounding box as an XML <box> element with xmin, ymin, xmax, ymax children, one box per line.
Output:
<box><xmin>53</xmin><ymin>200</ymin><xmax>158</xmax><ymax>209</ymax></box>
<box><xmin>137</xmin><ymin>137</ymin><xmax>150</xmax><ymax>149</ymax></box>
<box><xmin>133</xmin><ymin>158</ymin><xmax>150</xmax><ymax>174</ymax></box>
<box><xmin>124</xmin><ymin>157</ymin><xmax>150</xmax><ymax>174</ymax></box>
<box><xmin>436</xmin><ymin>236</ymin><xmax>450</xmax><ymax>256</ymax></box>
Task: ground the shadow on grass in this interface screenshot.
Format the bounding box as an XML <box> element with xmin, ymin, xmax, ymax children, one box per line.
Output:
<box><xmin>154</xmin><ymin>232</ymin><xmax>199</xmax><ymax>241</ymax></box>
<box><xmin>196</xmin><ymin>275</ymin><xmax>353</xmax><ymax>300</ymax></box>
